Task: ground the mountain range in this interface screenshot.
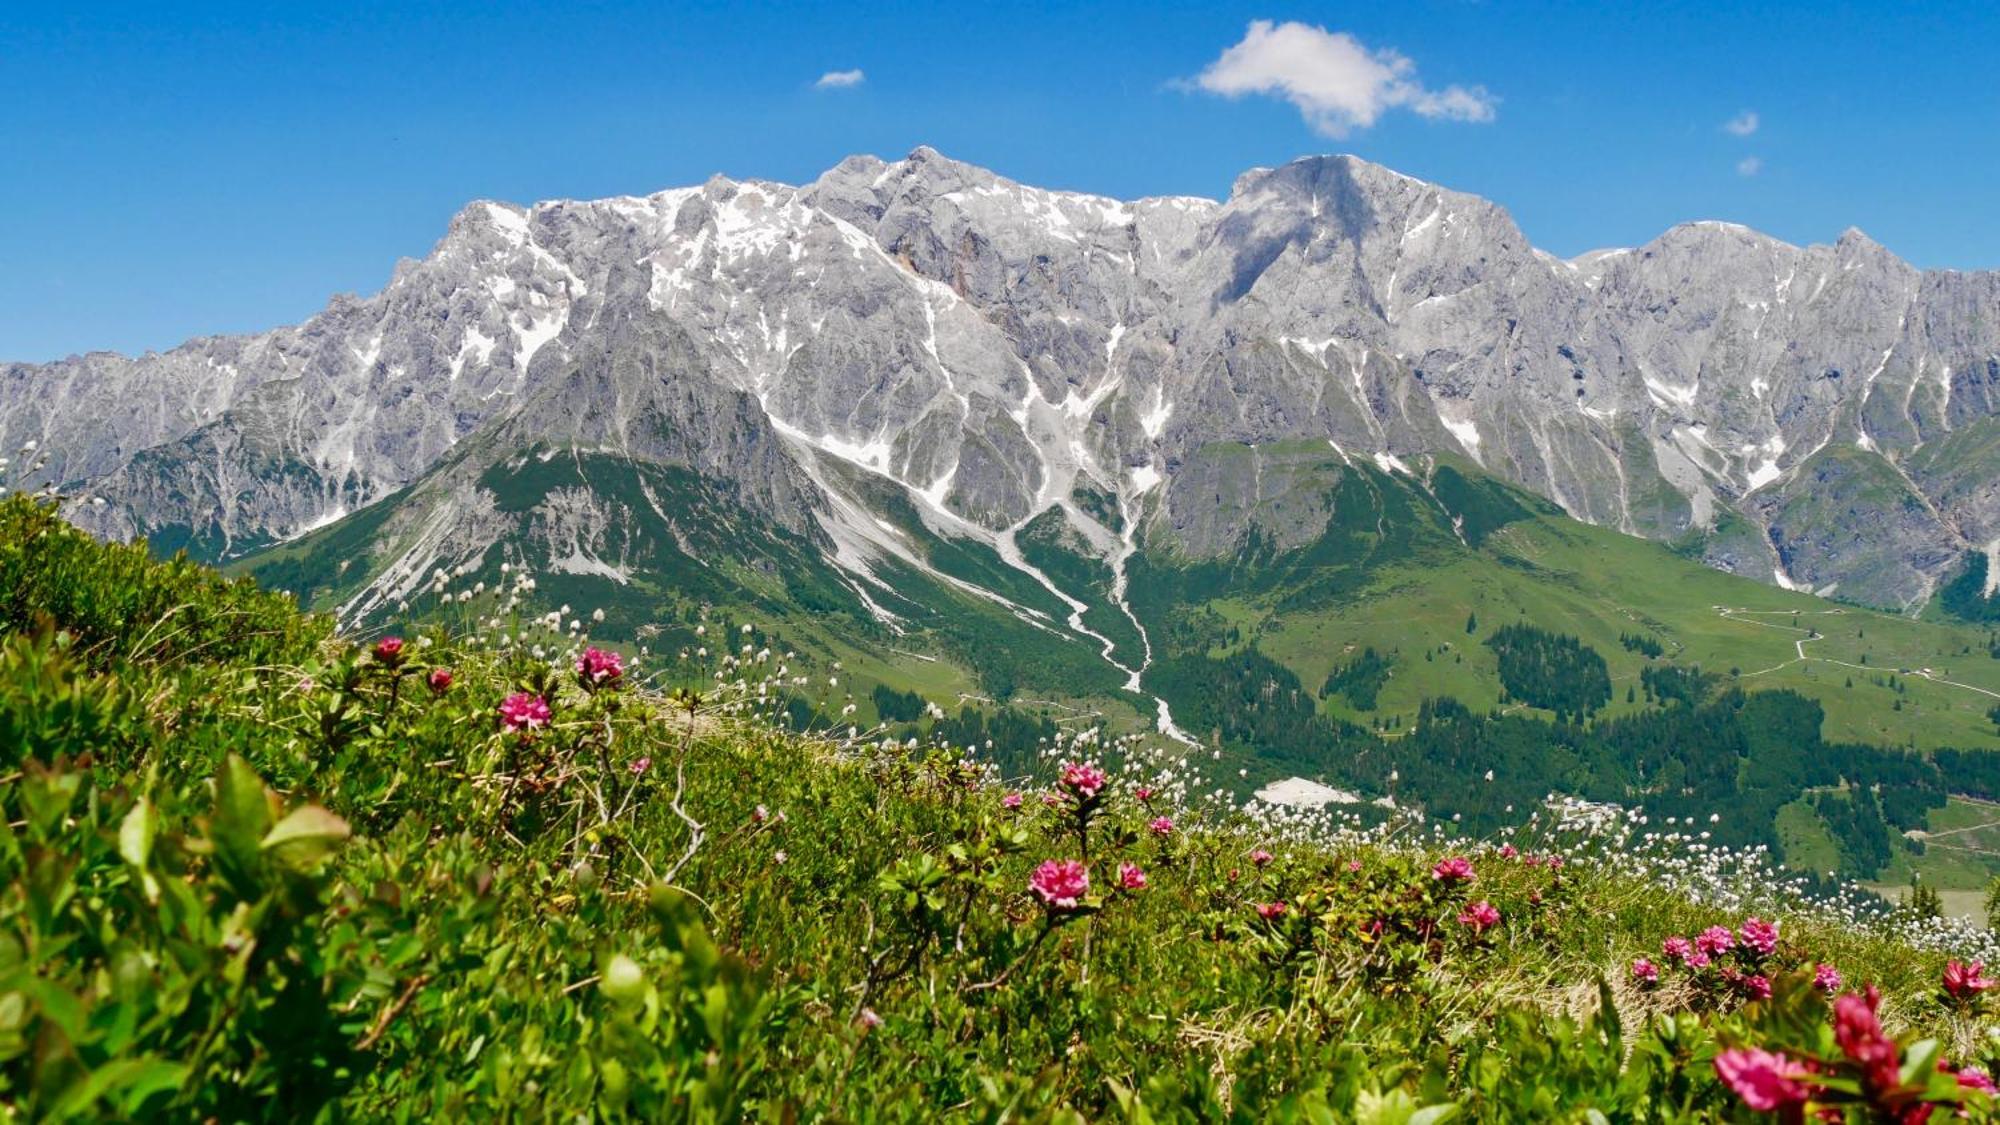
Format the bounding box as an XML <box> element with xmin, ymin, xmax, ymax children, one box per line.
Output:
<box><xmin>9</xmin><ymin>148</ymin><xmax>2000</xmax><ymax>618</ymax></box>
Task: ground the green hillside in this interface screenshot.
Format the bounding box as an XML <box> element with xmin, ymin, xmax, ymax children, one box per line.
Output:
<box><xmin>226</xmin><ymin>441</ymin><xmax>2000</xmax><ymax>892</ymax></box>
<box><xmin>9</xmin><ymin>493</ymin><xmax>2000</xmax><ymax>1120</ymax></box>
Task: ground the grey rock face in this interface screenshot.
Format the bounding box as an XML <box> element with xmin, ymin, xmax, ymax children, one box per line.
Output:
<box><xmin>6</xmin><ymin>148</ymin><xmax>2000</xmax><ymax>609</ymax></box>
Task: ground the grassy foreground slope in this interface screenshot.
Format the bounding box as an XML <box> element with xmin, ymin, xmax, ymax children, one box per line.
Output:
<box><xmin>8</xmin><ymin>495</ymin><xmax>2000</xmax><ymax>1120</ymax></box>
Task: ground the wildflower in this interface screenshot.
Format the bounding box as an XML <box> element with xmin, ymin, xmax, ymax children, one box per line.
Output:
<box><xmin>1134</xmin><ymin>785</ymin><xmax>1155</xmax><ymax>801</ymax></box>
<box><xmin>1497</xmin><ymin>844</ymin><xmax>1519</xmax><ymax>859</ymax></box>
<box><xmin>426</xmin><ymin>667</ymin><xmax>453</xmax><ymax>695</ymax></box>
<box><xmin>577</xmin><ymin>646</ymin><xmax>624</xmax><ymax>687</ymax></box>
<box><xmin>1833</xmin><ymin>987</ymin><xmax>1901</xmax><ymax>1093</ymax></box>
<box><xmin>1002</xmin><ymin>792</ymin><xmax>1023</xmax><ymax>810</ymax></box>
<box><xmin>1662</xmin><ymin>936</ymin><xmax>1693</xmax><ymax>961</ymax></box>
<box><xmin>773</xmin><ymin>849</ymin><xmax>788</xmax><ymax>865</ymax></box>
<box><xmin>1684</xmin><ymin>948</ymin><xmax>1712</xmax><ymax>969</ymax></box>
<box><xmin>1741</xmin><ymin>974</ymin><xmax>1772</xmax><ymax>1001</ymax></box>
<box><xmin>1028</xmin><ymin>860</ymin><xmax>1090</xmax><ymax>911</ymax></box>
<box><xmin>1944</xmin><ymin>959</ymin><xmax>1996</xmax><ymax>1001</ymax></box>
<box><xmin>1812</xmin><ymin>963</ymin><xmax>1842</xmax><ymax>991</ymax></box>
<box><xmin>1431</xmin><ymin>856</ymin><xmax>1475</xmax><ymax>884</ymax></box>
<box><xmin>1149</xmin><ymin>816</ymin><xmax>1174</xmax><ymax>837</ymax></box>
<box><xmin>629</xmin><ymin>756</ymin><xmax>651</xmax><ymax>776</ymax></box>
<box><xmin>1545</xmin><ymin>855</ymin><xmax>1565</xmax><ymax>870</ymax></box>
<box><xmin>1694</xmin><ymin>925</ymin><xmax>1735</xmax><ymax>956</ymax></box>
<box><xmin>752</xmin><ymin>805</ymin><xmax>769</xmax><ymax>824</ymax></box>
<box><xmin>857</xmin><ymin>1008</ymin><xmax>882</xmax><ymax>1029</ymax></box>
<box><xmin>1346</xmin><ymin>859</ymin><xmax>1362</xmax><ymax>873</ymax></box>
<box><xmin>1256</xmin><ymin>902</ymin><xmax>1288</xmax><ymax>920</ymax></box>
<box><xmin>1630</xmin><ymin>958</ymin><xmax>1660</xmax><ymax>984</ymax></box>
<box><xmin>1457</xmin><ymin>900</ymin><xmax>1500</xmax><ymax>934</ymax></box>
<box><xmin>1059</xmin><ymin>761</ymin><xmax>1107</xmax><ymax>799</ymax></box>
<box><xmin>1959</xmin><ymin>1067</ymin><xmax>1998</xmax><ymax>1094</ymax></box>
<box><xmin>373</xmin><ymin>636</ymin><xmax>406</xmax><ymax>665</ymax></box>
<box><xmin>498</xmin><ymin>692</ymin><xmax>551</xmax><ymax>732</ymax></box>
<box><xmin>1118</xmin><ymin>863</ymin><xmax>1147</xmax><ymax>891</ymax></box>
<box><xmin>1712</xmin><ymin>1048</ymin><xmax>1813</xmax><ymax>1113</ymax></box>
<box><xmin>1249</xmin><ymin>848</ymin><xmax>1274</xmax><ymax>867</ymax></box>
<box><xmin>1738</xmin><ymin>917</ymin><xmax>1779</xmax><ymax>957</ymax></box>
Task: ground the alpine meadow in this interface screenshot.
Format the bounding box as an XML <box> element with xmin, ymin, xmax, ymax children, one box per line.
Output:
<box><xmin>11</xmin><ymin>6</ymin><xmax>2000</xmax><ymax>1118</ymax></box>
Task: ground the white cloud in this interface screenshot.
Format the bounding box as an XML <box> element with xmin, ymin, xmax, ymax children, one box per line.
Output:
<box><xmin>1737</xmin><ymin>155</ymin><xmax>1763</xmax><ymax>177</ymax></box>
<box><xmin>1189</xmin><ymin>20</ymin><xmax>1495</xmax><ymax>137</ymax></box>
<box><xmin>1723</xmin><ymin>110</ymin><xmax>1759</xmax><ymax>136</ymax></box>
<box><xmin>815</xmin><ymin>68</ymin><xmax>865</xmax><ymax>90</ymax></box>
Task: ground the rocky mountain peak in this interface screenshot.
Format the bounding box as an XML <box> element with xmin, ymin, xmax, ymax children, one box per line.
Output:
<box><xmin>4</xmin><ymin>149</ymin><xmax>1998</xmax><ymax>612</ymax></box>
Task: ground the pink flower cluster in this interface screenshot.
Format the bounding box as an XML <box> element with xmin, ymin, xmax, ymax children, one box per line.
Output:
<box><xmin>1430</xmin><ymin>856</ymin><xmax>1475</xmax><ymax>884</ymax></box>
<box><xmin>1148</xmin><ymin>816</ymin><xmax>1174</xmax><ymax>837</ymax></box>
<box><xmin>1646</xmin><ymin>917</ymin><xmax>1798</xmax><ymax>990</ymax></box>
<box><xmin>373</xmin><ymin>636</ymin><xmax>406</xmax><ymax>665</ymax></box>
<box><xmin>1456</xmin><ymin>900</ymin><xmax>1500</xmax><ymax>934</ymax></box>
<box><xmin>1058</xmin><ymin>761</ymin><xmax>1107</xmax><ymax>800</ymax></box>
<box><xmin>1738</xmin><ymin>917</ymin><xmax>1779</xmax><ymax>957</ymax></box>
<box><xmin>1713</xmin><ymin>1048</ymin><xmax>1813</xmax><ymax>1112</ymax></box>
<box><xmin>498</xmin><ymin>691</ymin><xmax>552</xmax><ymax>732</ymax></box>
<box><xmin>1117</xmin><ymin>862</ymin><xmax>1147</xmax><ymax>891</ymax></box>
<box><xmin>1716</xmin><ymin>982</ymin><xmax>1999</xmax><ymax>1116</ymax></box>
<box><xmin>427</xmin><ymin>667</ymin><xmax>453</xmax><ymax>695</ymax></box>
<box><xmin>577</xmin><ymin>646</ymin><xmax>624</xmax><ymax>687</ymax></box>
<box><xmin>1028</xmin><ymin>859</ymin><xmax>1090</xmax><ymax>911</ymax></box>
<box><xmin>1944</xmin><ymin>959</ymin><xmax>1996</xmax><ymax>1002</ymax></box>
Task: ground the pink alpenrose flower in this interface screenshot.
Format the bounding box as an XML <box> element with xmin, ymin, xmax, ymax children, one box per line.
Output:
<box><xmin>1738</xmin><ymin>917</ymin><xmax>1779</xmax><ymax>957</ymax></box>
<box><xmin>576</xmin><ymin>646</ymin><xmax>624</xmax><ymax>687</ymax></box>
<box><xmin>1712</xmin><ymin>1048</ymin><xmax>1813</xmax><ymax>1113</ymax></box>
<box><xmin>1813</xmin><ymin>963</ymin><xmax>1843</xmax><ymax>992</ymax></box>
<box><xmin>1118</xmin><ymin>863</ymin><xmax>1148</xmax><ymax>891</ymax></box>
<box><xmin>1002</xmin><ymin>792</ymin><xmax>1023</xmax><ymax>810</ymax></box>
<box><xmin>1959</xmin><ymin>1067</ymin><xmax>1998</xmax><ymax>1094</ymax></box>
<box><xmin>1249</xmin><ymin>848</ymin><xmax>1274</xmax><ymax>867</ymax></box>
<box><xmin>1630</xmin><ymin>958</ymin><xmax>1660</xmax><ymax>984</ymax></box>
<box><xmin>498</xmin><ymin>692</ymin><xmax>552</xmax><ymax>732</ymax></box>
<box><xmin>1256</xmin><ymin>901</ymin><xmax>1288</xmax><ymax>920</ymax></box>
<box><xmin>1149</xmin><ymin>816</ymin><xmax>1174</xmax><ymax>837</ymax></box>
<box><xmin>426</xmin><ymin>667</ymin><xmax>453</xmax><ymax>695</ymax></box>
<box><xmin>1457</xmin><ymin>900</ymin><xmax>1500</xmax><ymax>934</ymax></box>
<box><xmin>1945</xmin><ymin>959</ymin><xmax>1997</xmax><ymax>1001</ymax></box>
<box><xmin>1059</xmin><ymin>761</ymin><xmax>1108</xmax><ymax>799</ymax></box>
<box><xmin>1430</xmin><ymin>856</ymin><xmax>1475</xmax><ymax>884</ymax></box>
<box><xmin>1695</xmin><ymin>925</ymin><xmax>1736</xmax><ymax>956</ymax></box>
<box><xmin>1028</xmin><ymin>860</ymin><xmax>1090</xmax><ymax>911</ymax></box>
<box><xmin>373</xmin><ymin>636</ymin><xmax>406</xmax><ymax>665</ymax></box>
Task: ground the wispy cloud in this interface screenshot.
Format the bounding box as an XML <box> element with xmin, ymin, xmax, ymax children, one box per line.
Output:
<box><xmin>1723</xmin><ymin>110</ymin><xmax>1759</xmax><ymax>137</ymax></box>
<box><xmin>1737</xmin><ymin>156</ymin><xmax>1763</xmax><ymax>177</ymax></box>
<box><xmin>814</xmin><ymin>68</ymin><xmax>865</xmax><ymax>90</ymax></box>
<box><xmin>1186</xmin><ymin>20</ymin><xmax>1495</xmax><ymax>137</ymax></box>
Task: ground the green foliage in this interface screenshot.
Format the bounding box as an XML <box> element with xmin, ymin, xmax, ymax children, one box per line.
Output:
<box><xmin>0</xmin><ymin>496</ymin><xmax>328</xmax><ymax>671</ymax></box>
<box><xmin>1485</xmin><ymin>625</ymin><xmax>1612</xmax><ymax>722</ymax></box>
<box><xmin>871</xmin><ymin>683</ymin><xmax>924</xmax><ymax>723</ymax></box>
<box><xmin>1939</xmin><ymin>551</ymin><xmax>2000</xmax><ymax>625</ymax></box>
<box><xmin>8</xmin><ymin>495</ymin><xmax>2000</xmax><ymax>1118</ymax></box>
<box><xmin>1621</xmin><ymin>631</ymin><xmax>1666</xmax><ymax>659</ymax></box>
<box><xmin>1322</xmin><ymin>647</ymin><xmax>1394</xmax><ymax>710</ymax></box>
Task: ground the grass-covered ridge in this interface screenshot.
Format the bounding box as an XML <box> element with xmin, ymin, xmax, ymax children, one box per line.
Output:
<box><xmin>11</xmin><ymin>492</ymin><xmax>2000</xmax><ymax>1120</ymax></box>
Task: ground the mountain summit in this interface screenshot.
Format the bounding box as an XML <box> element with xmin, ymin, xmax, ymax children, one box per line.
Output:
<box><xmin>6</xmin><ymin>149</ymin><xmax>1999</xmax><ymax>611</ymax></box>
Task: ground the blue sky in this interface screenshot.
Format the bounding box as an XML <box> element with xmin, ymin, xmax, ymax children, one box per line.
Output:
<box><xmin>4</xmin><ymin>1</ymin><xmax>1997</xmax><ymax>362</ymax></box>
